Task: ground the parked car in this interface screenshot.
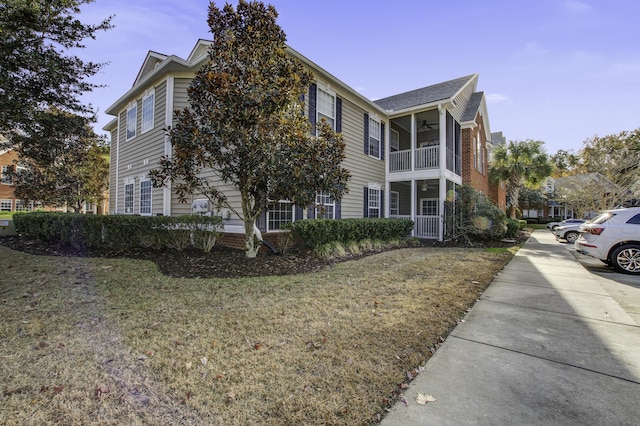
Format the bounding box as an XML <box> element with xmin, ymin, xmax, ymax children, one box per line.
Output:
<box><xmin>553</xmin><ymin>223</ymin><xmax>585</xmax><ymax>243</ymax></box>
<box><xmin>575</xmin><ymin>207</ymin><xmax>640</xmax><ymax>275</ymax></box>
<box><xmin>547</xmin><ymin>218</ymin><xmax>586</xmax><ymax>230</ymax></box>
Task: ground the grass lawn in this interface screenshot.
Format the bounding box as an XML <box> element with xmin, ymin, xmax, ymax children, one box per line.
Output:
<box><xmin>0</xmin><ymin>244</ymin><xmax>517</xmax><ymax>425</ymax></box>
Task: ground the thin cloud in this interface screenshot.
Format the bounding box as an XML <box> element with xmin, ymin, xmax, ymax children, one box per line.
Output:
<box><xmin>563</xmin><ymin>0</ymin><xmax>593</xmax><ymax>14</ymax></box>
<box><xmin>487</xmin><ymin>93</ymin><xmax>510</xmax><ymax>103</ymax></box>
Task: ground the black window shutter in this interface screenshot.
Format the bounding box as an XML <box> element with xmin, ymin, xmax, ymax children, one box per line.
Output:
<box><xmin>364</xmin><ymin>113</ymin><xmax>369</xmax><ymax>155</ymax></box>
<box><xmin>363</xmin><ymin>187</ymin><xmax>369</xmax><ymax>218</ymax></box>
<box><xmin>335</xmin><ymin>199</ymin><xmax>341</xmax><ymax>219</ymax></box>
<box><xmin>294</xmin><ymin>205</ymin><xmax>303</xmax><ymax>222</ymax></box>
<box><xmin>257</xmin><ymin>211</ymin><xmax>267</xmax><ymax>232</ymax></box>
<box><xmin>336</xmin><ymin>97</ymin><xmax>342</xmax><ymax>133</ymax></box>
<box><xmin>309</xmin><ymin>83</ymin><xmax>317</xmax><ymax>128</ymax></box>
<box><xmin>381</xmin><ymin>122</ymin><xmax>386</xmax><ymax>161</ymax></box>
<box><xmin>380</xmin><ymin>190</ymin><xmax>385</xmax><ymax>218</ymax></box>
<box><xmin>307</xmin><ymin>206</ymin><xmax>315</xmax><ymax>220</ymax></box>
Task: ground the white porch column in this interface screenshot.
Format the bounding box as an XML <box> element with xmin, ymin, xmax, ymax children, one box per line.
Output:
<box><xmin>163</xmin><ymin>77</ymin><xmax>174</xmax><ymax>216</ymax></box>
<box><xmin>438</xmin><ymin>104</ymin><xmax>447</xmax><ymax>241</ymax></box>
<box><xmin>410</xmin><ymin>113</ymin><xmax>416</xmax><ymax>171</ymax></box>
<box><xmin>410</xmin><ymin>179</ymin><xmax>416</xmax><ymax>237</ymax></box>
<box><xmin>439</xmin><ymin>177</ymin><xmax>446</xmax><ymax>241</ymax></box>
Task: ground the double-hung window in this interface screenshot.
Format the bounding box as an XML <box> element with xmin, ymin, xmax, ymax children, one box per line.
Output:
<box><xmin>267</xmin><ymin>200</ymin><xmax>294</xmax><ymax>231</ymax></box>
<box><xmin>126</xmin><ymin>103</ymin><xmax>137</xmax><ymax>140</ymax></box>
<box><xmin>140</xmin><ymin>179</ymin><xmax>152</xmax><ymax>216</ymax></box>
<box><xmin>0</xmin><ymin>199</ymin><xmax>11</xmax><ymax>212</ymax></box>
<box><xmin>317</xmin><ymin>86</ymin><xmax>336</xmax><ymax>130</ymax></box>
<box><xmin>141</xmin><ymin>90</ymin><xmax>155</xmax><ymax>133</ymax></box>
<box><xmin>390</xmin><ymin>191</ymin><xmax>399</xmax><ymax>216</ymax></box>
<box><xmin>368</xmin><ymin>116</ymin><xmax>382</xmax><ymax>159</ymax></box>
<box><xmin>368</xmin><ymin>186</ymin><xmax>381</xmax><ymax>218</ymax></box>
<box><xmin>315</xmin><ymin>192</ymin><xmax>335</xmax><ymax>219</ymax></box>
<box><xmin>15</xmin><ymin>200</ymin><xmax>32</xmax><ymax>212</ymax></box>
<box><xmin>124</xmin><ymin>181</ymin><xmax>134</xmax><ymax>214</ymax></box>
<box><xmin>420</xmin><ymin>198</ymin><xmax>438</xmax><ymax>216</ymax></box>
<box><xmin>1</xmin><ymin>165</ymin><xmax>13</xmax><ymax>185</ymax></box>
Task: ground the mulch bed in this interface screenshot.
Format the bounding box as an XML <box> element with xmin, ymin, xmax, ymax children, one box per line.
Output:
<box><xmin>0</xmin><ymin>233</ymin><xmax>527</xmax><ymax>279</ymax></box>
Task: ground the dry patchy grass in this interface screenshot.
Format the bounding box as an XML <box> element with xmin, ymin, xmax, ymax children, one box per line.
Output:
<box><xmin>0</xmin><ymin>244</ymin><xmax>516</xmax><ymax>425</ymax></box>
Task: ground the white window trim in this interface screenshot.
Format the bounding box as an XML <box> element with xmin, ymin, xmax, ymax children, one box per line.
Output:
<box><xmin>139</xmin><ymin>179</ymin><xmax>152</xmax><ymax>216</ymax></box>
<box><xmin>420</xmin><ymin>198</ymin><xmax>438</xmax><ymax>216</ymax></box>
<box><xmin>316</xmin><ymin>83</ymin><xmax>336</xmax><ymax>131</ymax></box>
<box><xmin>1</xmin><ymin>165</ymin><xmax>13</xmax><ymax>185</ymax></box>
<box><xmin>266</xmin><ymin>200</ymin><xmax>296</xmax><ymax>232</ymax></box>
<box><xmin>141</xmin><ymin>90</ymin><xmax>155</xmax><ymax>134</ymax></box>
<box><xmin>368</xmin><ymin>115</ymin><xmax>382</xmax><ymax>159</ymax></box>
<box><xmin>315</xmin><ymin>192</ymin><xmax>335</xmax><ymax>219</ymax></box>
<box><xmin>0</xmin><ymin>199</ymin><xmax>12</xmax><ymax>212</ymax></box>
<box><xmin>124</xmin><ymin>179</ymin><xmax>135</xmax><ymax>214</ymax></box>
<box><xmin>126</xmin><ymin>102</ymin><xmax>137</xmax><ymax>141</ymax></box>
<box><xmin>390</xmin><ymin>129</ymin><xmax>399</xmax><ymax>152</ymax></box>
<box><xmin>368</xmin><ymin>184</ymin><xmax>381</xmax><ymax>218</ymax></box>
<box><xmin>390</xmin><ymin>191</ymin><xmax>399</xmax><ymax>216</ymax></box>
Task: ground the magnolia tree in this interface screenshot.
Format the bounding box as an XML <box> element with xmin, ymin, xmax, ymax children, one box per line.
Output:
<box><xmin>151</xmin><ymin>1</ymin><xmax>350</xmax><ymax>258</ymax></box>
<box><xmin>11</xmin><ymin>109</ymin><xmax>109</xmax><ymax>212</ymax></box>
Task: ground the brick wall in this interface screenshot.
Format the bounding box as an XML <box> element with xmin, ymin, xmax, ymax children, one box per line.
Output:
<box><xmin>461</xmin><ymin>114</ymin><xmax>489</xmax><ymax>194</ymax></box>
<box><xmin>0</xmin><ymin>150</ymin><xmax>19</xmax><ymax>207</ymax></box>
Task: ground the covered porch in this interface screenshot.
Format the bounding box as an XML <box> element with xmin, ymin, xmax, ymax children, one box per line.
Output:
<box><xmin>388</xmin><ymin>178</ymin><xmax>458</xmax><ymax>240</ymax></box>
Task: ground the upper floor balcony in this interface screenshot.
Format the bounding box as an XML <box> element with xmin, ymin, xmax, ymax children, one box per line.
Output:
<box><xmin>389</xmin><ymin>145</ymin><xmax>439</xmax><ymax>172</ymax></box>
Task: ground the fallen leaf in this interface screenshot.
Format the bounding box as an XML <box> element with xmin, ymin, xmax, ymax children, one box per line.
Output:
<box><xmin>415</xmin><ymin>393</ymin><xmax>436</xmax><ymax>405</ymax></box>
<box><xmin>400</xmin><ymin>396</ymin><xmax>408</xmax><ymax>406</ymax></box>
<box><xmin>136</xmin><ymin>354</ymin><xmax>148</xmax><ymax>361</ymax></box>
<box><xmin>200</xmin><ymin>357</ymin><xmax>208</xmax><ymax>366</ymax></box>
<box><xmin>226</xmin><ymin>391</ymin><xmax>236</xmax><ymax>404</ymax></box>
<box><xmin>185</xmin><ymin>362</ymin><xmax>192</xmax><ymax>370</ymax></box>
<box><xmin>254</xmin><ymin>342</ymin><xmax>263</xmax><ymax>350</ymax></box>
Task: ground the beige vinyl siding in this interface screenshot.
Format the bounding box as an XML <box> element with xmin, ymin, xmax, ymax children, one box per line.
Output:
<box><xmin>169</xmin><ymin>78</ymin><xmax>195</xmax><ymax>215</ymax></box>
<box><xmin>116</xmin><ymin>80</ymin><xmax>168</xmax><ymax>215</ymax></box>
<box><xmin>337</xmin><ymin>96</ymin><xmax>385</xmax><ymax>218</ymax></box>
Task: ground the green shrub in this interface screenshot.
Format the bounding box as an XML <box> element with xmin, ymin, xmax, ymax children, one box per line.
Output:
<box><xmin>505</xmin><ymin>218</ymin><xmax>521</xmax><ymax>238</ymax></box>
<box><xmin>12</xmin><ymin>212</ymin><xmax>223</xmax><ymax>252</ymax></box>
<box><xmin>452</xmin><ymin>185</ymin><xmax>511</xmax><ymax>242</ymax></box>
<box><xmin>284</xmin><ymin>218</ymin><xmax>413</xmax><ymax>249</ymax></box>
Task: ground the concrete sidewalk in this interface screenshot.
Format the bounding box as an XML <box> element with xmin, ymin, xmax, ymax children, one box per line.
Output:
<box><xmin>381</xmin><ymin>229</ymin><xmax>640</xmax><ymax>425</ymax></box>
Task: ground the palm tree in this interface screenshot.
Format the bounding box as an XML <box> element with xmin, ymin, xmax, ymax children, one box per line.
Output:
<box><xmin>489</xmin><ymin>140</ymin><xmax>553</xmax><ymax>218</ymax></box>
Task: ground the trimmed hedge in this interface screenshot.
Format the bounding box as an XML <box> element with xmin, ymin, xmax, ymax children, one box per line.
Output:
<box><xmin>12</xmin><ymin>212</ymin><xmax>224</xmax><ymax>252</ymax></box>
<box><xmin>283</xmin><ymin>218</ymin><xmax>414</xmax><ymax>249</ymax></box>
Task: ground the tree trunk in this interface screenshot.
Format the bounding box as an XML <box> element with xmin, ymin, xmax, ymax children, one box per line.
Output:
<box><xmin>240</xmin><ymin>189</ymin><xmax>261</xmax><ymax>259</ymax></box>
<box><xmin>243</xmin><ymin>216</ymin><xmax>260</xmax><ymax>259</ymax></box>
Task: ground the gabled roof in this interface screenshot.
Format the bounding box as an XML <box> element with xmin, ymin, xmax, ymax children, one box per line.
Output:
<box><xmin>461</xmin><ymin>91</ymin><xmax>484</xmax><ymax>122</ymax></box>
<box><xmin>133</xmin><ymin>51</ymin><xmax>169</xmax><ymax>87</ymax></box>
<box><xmin>374</xmin><ymin>74</ymin><xmax>476</xmax><ymax>112</ymax></box>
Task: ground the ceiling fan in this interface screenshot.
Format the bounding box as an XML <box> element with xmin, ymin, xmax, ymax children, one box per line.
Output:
<box><xmin>417</xmin><ymin>120</ymin><xmax>438</xmax><ymax>132</ymax></box>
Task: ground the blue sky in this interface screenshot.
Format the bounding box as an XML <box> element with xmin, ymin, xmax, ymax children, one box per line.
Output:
<box><xmin>78</xmin><ymin>0</ymin><xmax>640</xmax><ymax>154</ymax></box>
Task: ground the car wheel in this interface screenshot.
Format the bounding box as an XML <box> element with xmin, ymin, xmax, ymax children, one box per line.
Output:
<box><xmin>610</xmin><ymin>244</ymin><xmax>640</xmax><ymax>275</ymax></box>
<box><xmin>564</xmin><ymin>231</ymin><xmax>579</xmax><ymax>243</ymax></box>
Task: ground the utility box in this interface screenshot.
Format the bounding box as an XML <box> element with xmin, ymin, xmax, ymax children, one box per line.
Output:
<box><xmin>0</xmin><ymin>220</ymin><xmax>16</xmax><ymax>236</ymax></box>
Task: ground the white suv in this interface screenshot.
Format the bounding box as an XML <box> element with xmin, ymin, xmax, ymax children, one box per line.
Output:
<box><xmin>575</xmin><ymin>207</ymin><xmax>640</xmax><ymax>275</ymax></box>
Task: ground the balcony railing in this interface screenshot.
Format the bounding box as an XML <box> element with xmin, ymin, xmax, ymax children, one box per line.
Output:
<box><xmin>388</xmin><ymin>146</ymin><xmax>440</xmax><ymax>173</ymax></box>
<box><xmin>415</xmin><ymin>215</ymin><xmax>439</xmax><ymax>239</ymax></box>
<box><xmin>416</xmin><ymin>146</ymin><xmax>439</xmax><ymax>170</ymax></box>
<box><xmin>390</xmin><ymin>215</ymin><xmax>439</xmax><ymax>239</ymax></box>
<box><xmin>389</xmin><ymin>149</ymin><xmax>411</xmax><ymax>172</ymax></box>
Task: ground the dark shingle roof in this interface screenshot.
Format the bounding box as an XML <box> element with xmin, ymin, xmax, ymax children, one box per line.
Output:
<box><xmin>374</xmin><ymin>74</ymin><xmax>475</xmax><ymax>112</ymax></box>
<box><xmin>461</xmin><ymin>91</ymin><xmax>484</xmax><ymax>122</ymax></box>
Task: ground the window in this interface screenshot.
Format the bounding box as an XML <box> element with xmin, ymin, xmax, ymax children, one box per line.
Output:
<box><xmin>420</xmin><ymin>198</ymin><xmax>438</xmax><ymax>216</ymax></box>
<box><xmin>141</xmin><ymin>91</ymin><xmax>155</xmax><ymax>133</ymax></box>
<box><xmin>390</xmin><ymin>191</ymin><xmax>399</xmax><ymax>216</ymax></box>
<box><xmin>0</xmin><ymin>199</ymin><xmax>11</xmax><ymax>212</ymax></box>
<box><xmin>368</xmin><ymin>116</ymin><xmax>382</xmax><ymax>159</ymax></box>
<box><xmin>267</xmin><ymin>201</ymin><xmax>294</xmax><ymax>231</ymax></box>
<box><xmin>140</xmin><ymin>179</ymin><xmax>152</xmax><ymax>216</ymax></box>
<box><xmin>315</xmin><ymin>192</ymin><xmax>335</xmax><ymax>219</ymax></box>
<box><xmin>368</xmin><ymin>186</ymin><xmax>381</xmax><ymax>218</ymax></box>
<box><xmin>126</xmin><ymin>103</ymin><xmax>137</xmax><ymax>140</ymax></box>
<box><xmin>15</xmin><ymin>200</ymin><xmax>32</xmax><ymax>212</ymax></box>
<box><xmin>124</xmin><ymin>181</ymin><xmax>134</xmax><ymax>214</ymax></box>
<box><xmin>390</xmin><ymin>129</ymin><xmax>399</xmax><ymax>152</ymax></box>
<box><xmin>627</xmin><ymin>214</ymin><xmax>640</xmax><ymax>225</ymax></box>
<box><xmin>317</xmin><ymin>86</ymin><xmax>335</xmax><ymax>129</ymax></box>
<box><xmin>1</xmin><ymin>165</ymin><xmax>13</xmax><ymax>185</ymax></box>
